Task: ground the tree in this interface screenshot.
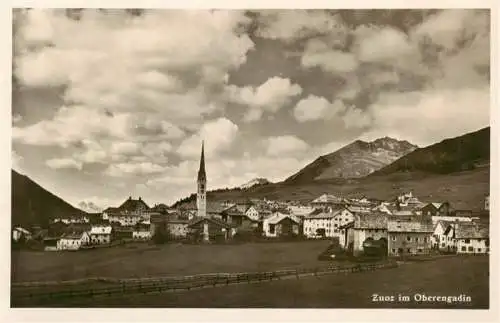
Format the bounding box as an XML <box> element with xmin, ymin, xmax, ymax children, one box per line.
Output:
<box><xmin>152</xmin><ymin>224</ymin><xmax>170</xmax><ymax>244</ymax></box>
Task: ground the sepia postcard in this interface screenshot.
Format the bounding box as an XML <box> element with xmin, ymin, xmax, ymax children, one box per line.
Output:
<box><xmin>4</xmin><ymin>2</ymin><xmax>499</xmax><ymax>323</ymax></box>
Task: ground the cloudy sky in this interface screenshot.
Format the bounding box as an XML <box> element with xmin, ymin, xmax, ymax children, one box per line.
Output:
<box><xmin>12</xmin><ymin>9</ymin><xmax>490</xmax><ymax>208</ymax></box>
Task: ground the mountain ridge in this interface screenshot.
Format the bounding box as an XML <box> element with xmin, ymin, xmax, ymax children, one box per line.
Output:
<box><xmin>285</xmin><ymin>136</ymin><xmax>418</xmax><ymax>184</ymax></box>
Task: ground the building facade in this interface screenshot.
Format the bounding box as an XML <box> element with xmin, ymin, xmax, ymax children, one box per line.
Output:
<box><xmin>387</xmin><ymin>220</ymin><xmax>433</xmax><ymax>256</ymax></box>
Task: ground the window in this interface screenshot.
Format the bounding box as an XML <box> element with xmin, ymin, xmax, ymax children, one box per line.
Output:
<box><xmin>468</xmin><ymin>246</ymin><xmax>473</xmax><ymax>252</ymax></box>
<box><xmin>269</xmin><ymin>224</ymin><xmax>275</xmax><ymax>234</ymax></box>
<box><xmin>486</xmin><ymin>247</ymin><xmax>490</xmax><ymax>252</ymax></box>
<box><xmin>441</xmin><ymin>243</ymin><xmax>445</xmax><ymax>247</ymax></box>
<box><xmin>424</xmin><ymin>237</ymin><xmax>428</xmax><ymax>243</ymax></box>
<box><xmin>465</xmin><ymin>239</ymin><xmax>470</xmax><ymax>244</ymax></box>
<box><xmin>398</xmin><ymin>248</ymin><xmax>403</xmax><ymax>253</ymax></box>
<box><xmin>391</xmin><ymin>236</ymin><xmax>396</xmax><ymax>241</ymax></box>
<box><xmin>417</xmin><ymin>248</ymin><xmax>423</xmax><ymax>253</ymax></box>
<box><xmin>415</xmin><ymin>237</ymin><xmax>419</xmax><ymax>242</ymax></box>
<box><xmin>406</xmin><ymin>236</ymin><xmax>411</xmax><ymax>242</ymax></box>
<box><xmin>407</xmin><ymin>248</ymin><xmax>411</xmax><ymax>253</ymax></box>
<box><xmin>477</xmin><ymin>248</ymin><xmax>482</xmax><ymax>253</ymax></box>
<box><xmin>391</xmin><ymin>249</ymin><xmax>396</xmax><ymax>254</ymax></box>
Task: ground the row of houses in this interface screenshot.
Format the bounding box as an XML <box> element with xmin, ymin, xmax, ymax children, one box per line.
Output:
<box><xmin>13</xmin><ymin>192</ymin><xmax>489</xmax><ymax>253</ymax></box>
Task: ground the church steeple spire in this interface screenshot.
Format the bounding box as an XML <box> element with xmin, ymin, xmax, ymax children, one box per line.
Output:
<box><xmin>197</xmin><ymin>140</ymin><xmax>206</xmax><ymax>181</ymax></box>
<box><xmin>197</xmin><ymin>141</ymin><xmax>207</xmax><ymax>218</ymax></box>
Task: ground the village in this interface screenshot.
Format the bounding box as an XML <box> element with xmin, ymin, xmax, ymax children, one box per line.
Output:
<box><xmin>12</xmin><ymin>143</ymin><xmax>490</xmax><ymax>259</ymax></box>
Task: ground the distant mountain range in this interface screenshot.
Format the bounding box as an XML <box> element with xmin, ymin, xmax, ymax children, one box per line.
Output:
<box><xmin>11</xmin><ymin>170</ymin><xmax>87</xmax><ymax>228</ymax></box>
<box><xmin>285</xmin><ymin>137</ymin><xmax>418</xmax><ymax>184</ymax></box>
<box><xmin>371</xmin><ymin>127</ymin><xmax>490</xmax><ymax>176</ymax></box>
<box><xmin>240</xmin><ymin>178</ymin><xmax>272</xmax><ymax>189</ymax></box>
<box><xmin>12</xmin><ymin>127</ymin><xmax>491</xmax><ymax>227</ymax></box>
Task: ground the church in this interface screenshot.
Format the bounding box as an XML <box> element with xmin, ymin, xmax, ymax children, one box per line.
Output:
<box><xmin>196</xmin><ymin>141</ymin><xmax>207</xmax><ymax>218</ymax></box>
<box><xmin>184</xmin><ymin>141</ymin><xmax>234</xmax><ymax>243</ymax></box>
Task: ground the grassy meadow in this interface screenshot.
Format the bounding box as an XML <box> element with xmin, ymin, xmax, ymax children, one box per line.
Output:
<box><xmin>51</xmin><ymin>255</ymin><xmax>489</xmax><ymax>308</ymax></box>
<box><xmin>11</xmin><ymin>240</ymin><xmax>332</xmax><ymax>283</ymax></box>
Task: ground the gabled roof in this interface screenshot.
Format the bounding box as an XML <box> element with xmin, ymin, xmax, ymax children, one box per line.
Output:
<box><xmin>354</xmin><ymin>212</ymin><xmax>388</xmax><ymax>229</ymax></box>
<box><xmin>454</xmin><ymin>223</ymin><xmax>489</xmax><ymax>239</ymax></box>
<box><xmin>388</xmin><ymin>220</ymin><xmax>433</xmax><ymax>233</ymax></box>
<box><xmin>265</xmin><ymin>212</ymin><xmax>300</xmax><ymax>225</ymax></box>
<box><xmin>118</xmin><ymin>197</ymin><xmax>150</xmax><ymax>212</ymax></box>
<box><xmin>311</xmin><ymin>194</ymin><xmax>343</xmax><ymax>204</ymax></box>
<box><xmin>187</xmin><ymin>216</ymin><xmax>234</xmax><ymax>228</ymax></box>
<box><xmin>60</xmin><ymin>228</ymin><xmax>88</xmax><ymax>240</ymax></box>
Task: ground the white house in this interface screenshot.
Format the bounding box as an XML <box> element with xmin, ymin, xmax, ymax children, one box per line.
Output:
<box><xmin>262</xmin><ymin>212</ymin><xmax>300</xmax><ymax>238</ymax></box>
<box><xmin>12</xmin><ymin>227</ymin><xmax>32</xmax><ymax>242</ymax></box>
<box><xmin>108</xmin><ymin>214</ymin><xmax>143</xmax><ymax>226</ymax></box>
<box><xmin>57</xmin><ymin>231</ymin><xmax>91</xmax><ymax>250</ymax></box>
<box><xmin>303</xmin><ymin>212</ymin><xmax>336</xmax><ymax>239</ymax></box>
<box><xmin>245</xmin><ymin>206</ymin><xmax>261</xmax><ymax>221</ymax></box>
<box><xmin>445</xmin><ymin>222</ymin><xmax>489</xmax><ymax>254</ymax></box>
<box><xmin>89</xmin><ymin>225</ymin><xmax>112</xmax><ymax>244</ymax></box>
<box><xmin>52</xmin><ymin>216</ymin><xmax>89</xmax><ymax>225</ymax></box>
<box><xmin>303</xmin><ymin>208</ymin><xmax>354</xmax><ymax>242</ymax></box>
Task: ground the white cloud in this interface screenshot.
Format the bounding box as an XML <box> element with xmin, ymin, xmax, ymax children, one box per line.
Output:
<box><xmin>226</xmin><ymin>76</ymin><xmax>302</xmax><ymax>122</ymax></box>
<box><xmin>354</xmin><ymin>26</ymin><xmax>416</xmax><ymax>65</ymax></box>
<box><xmin>293</xmin><ymin>95</ymin><xmax>347</xmax><ymax>122</ymax></box>
<box><xmin>364</xmin><ymin>87</ymin><xmax>489</xmax><ymax>146</ymax></box>
<box><xmin>13</xmin><ymin>9</ymin><xmax>254</xmax><ymax>156</ymax></box>
<box><xmin>105</xmin><ymin>161</ymin><xmax>167</xmax><ymax>177</ymax></box>
<box><xmin>46</xmin><ymin>158</ymin><xmax>83</xmax><ymax>170</ymax></box>
<box><xmin>265</xmin><ymin>135</ymin><xmax>309</xmax><ymax>157</ymax></box>
<box><xmin>12</xmin><ymin>105</ymin><xmax>129</xmax><ymax>147</ymax></box>
<box><xmin>110</xmin><ymin>141</ymin><xmax>141</xmax><ymax>156</ymax></box>
<box><xmin>177</xmin><ymin>118</ymin><xmax>239</xmax><ymax>158</ymax></box>
<box><xmin>255</xmin><ymin>10</ymin><xmax>346</xmax><ymax>43</ymax></box>
<box><xmin>301</xmin><ymin>38</ymin><xmax>358</xmax><ymax>73</ymax></box>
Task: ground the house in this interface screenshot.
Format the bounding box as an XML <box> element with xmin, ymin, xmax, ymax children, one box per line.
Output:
<box><xmin>113</xmin><ymin>226</ymin><xmax>134</xmax><ymax>240</ymax></box>
<box><xmin>396</xmin><ymin>192</ymin><xmax>424</xmax><ymax>208</ymax></box>
<box><xmin>57</xmin><ymin>230</ymin><xmax>91</xmax><ymax>250</ymax></box>
<box><xmin>303</xmin><ymin>208</ymin><xmax>354</xmax><ymax>241</ymax></box>
<box><xmin>445</xmin><ymin>222</ymin><xmax>489</xmax><ymax>254</ymax></box>
<box><xmin>245</xmin><ymin>205</ymin><xmax>262</xmax><ymax>221</ymax></box>
<box><xmin>420</xmin><ymin>202</ymin><xmax>451</xmax><ymax>217</ymax></box>
<box><xmin>12</xmin><ymin>227</ymin><xmax>32</xmax><ymax>242</ymax></box>
<box><xmin>132</xmin><ymin>224</ymin><xmax>151</xmax><ymax>240</ymax></box>
<box><xmin>387</xmin><ymin>220</ymin><xmax>433</xmax><ymax>256</ymax></box>
<box><xmin>187</xmin><ymin>217</ymin><xmax>235</xmax><ymax>243</ymax></box>
<box><xmin>262</xmin><ymin>212</ymin><xmax>300</xmax><ymax>238</ymax></box>
<box><xmin>89</xmin><ymin>225</ymin><xmax>112</xmax><ymax>245</ymax></box>
<box><xmin>431</xmin><ymin>215</ymin><xmax>474</xmax><ymax>224</ymax></box>
<box><xmin>288</xmin><ymin>205</ymin><xmax>316</xmax><ymax>219</ymax></box>
<box><xmin>303</xmin><ymin>212</ymin><xmax>336</xmax><ymax>239</ymax></box>
<box><xmin>103</xmin><ymin>196</ymin><xmax>150</xmax><ymax>225</ymax></box>
<box><xmin>432</xmin><ymin>220</ymin><xmax>455</xmax><ymax>250</ymax></box>
<box><xmin>221</xmin><ymin>205</ymin><xmax>260</xmax><ymax>229</ymax></box>
<box><xmin>52</xmin><ymin>215</ymin><xmax>90</xmax><ymax>225</ymax></box>
<box><xmin>310</xmin><ymin>194</ymin><xmax>345</xmax><ymax>209</ymax></box>
<box><xmin>341</xmin><ymin>212</ymin><xmax>388</xmax><ymax>257</ymax></box>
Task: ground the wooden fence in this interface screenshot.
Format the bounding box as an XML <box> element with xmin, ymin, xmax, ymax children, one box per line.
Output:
<box><xmin>12</xmin><ymin>262</ymin><xmax>397</xmax><ymax>305</ymax></box>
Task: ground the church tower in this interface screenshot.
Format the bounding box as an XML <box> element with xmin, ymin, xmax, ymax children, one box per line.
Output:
<box><xmin>197</xmin><ymin>141</ymin><xmax>207</xmax><ymax>218</ymax></box>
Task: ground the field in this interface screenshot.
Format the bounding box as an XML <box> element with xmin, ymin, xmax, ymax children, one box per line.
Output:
<box><xmin>11</xmin><ymin>240</ymin><xmax>332</xmax><ymax>283</ymax></box>
<box><xmin>205</xmin><ymin>168</ymin><xmax>490</xmax><ymax>211</ymax></box>
<box><xmin>46</xmin><ymin>255</ymin><xmax>489</xmax><ymax>308</ymax></box>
